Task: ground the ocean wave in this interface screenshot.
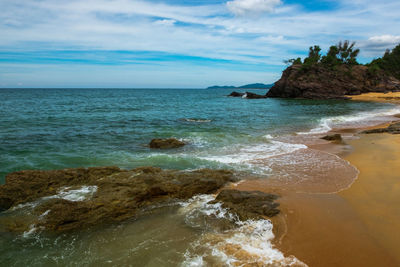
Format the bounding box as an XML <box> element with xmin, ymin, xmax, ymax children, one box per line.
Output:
<box><xmin>298</xmin><ymin>105</ymin><xmax>400</xmax><ymax>135</ymax></box>
<box><xmin>179</xmin><ymin>194</ymin><xmax>306</xmax><ymax>267</ymax></box>
<box><xmin>179</xmin><ymin>118</ymin><xmax>212</xmax><ymax>123</ymax></box>
<box><xmin>198</xmin><ymin>141</ymin><xmax>307</xmax><ymax>165</ymax></box>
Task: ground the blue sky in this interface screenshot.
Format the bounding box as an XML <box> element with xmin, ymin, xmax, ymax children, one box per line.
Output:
<box><xmin>1</xmin><ymin>0</ymin><xmax>400</xmax><ymax>88</ymax></box>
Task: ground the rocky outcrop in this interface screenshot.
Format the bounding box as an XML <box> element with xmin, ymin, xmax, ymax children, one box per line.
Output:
<box><xmin>228</xmin><ymin>91</ymin><xmax>245</xmax><ymax>97</ymax></box>
<box><xmin>212</xmin><ymin>189</ymin><xmax>279</xmax><ymax>220</ymax></box>
<box><xmin>321</xmin><ymin>134</ymin><xmax>343</xmax><ymax>142</ymax></box>
<box><xmin>228</xmin><ymin>91</ymin><xmax>267</xmax><ymax>99</ymax></box>
<box><xmin>0</xmin><ymin>167</ymin><xmax>237</xmax><ymax>232</ymax></box>
<box><xmin>267</xmin><ymin>64</ymin><xmax>400</xmax><ymax>99</ymax></box>
<box><xmin>361</xmin><ymin>122</ymin><xmax>400</xmax><ymax>134</ymax></box>
<box><xmin>149</xmin><ymin>138</ymin><xmax>185</xmax><ymax>149</ymax></box>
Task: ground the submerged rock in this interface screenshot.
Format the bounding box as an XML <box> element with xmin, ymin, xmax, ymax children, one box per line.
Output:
<box><xmin>149</xmin><ymin>138</ymin><xmax>185</xmax><ymax>149</ymax></box>
<box><xmin>0</xmin><ymin>167</ymin><xmax>236</xmax><ymax>232</ymax></box>
<box><xmin>321</xmin><ymin>134</ymin><xmax>343</xmax><ymax>142</ymax></box>
<box><xmin>361</xmin><ymin>122</ymin><xmax>400</xmax><ymax>134</ymax></box>
<box><xmin>213</xmin><ymin>189</ymin><xmax>280</xmax><ymax>220</ymax></box>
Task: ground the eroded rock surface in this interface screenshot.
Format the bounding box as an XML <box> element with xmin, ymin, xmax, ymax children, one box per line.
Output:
<box><xmin>0</xmin><ymin>167</ymin><xmax>236</xmax><ymax>232</ymax></box>
<box><xmin>212</xmin><ymin>189</ymin><xmax>280</xmax><ymax>220</ymax></box>
<box><xmin>267</xmin><ymin>65</ymin><xmax>400</xmax><ymax>99</ymax></box>
<box><xmin>321</xmin><ymin>134</ymin><xmax>343</xmax><ymax>142</ymax></box>
<box><xmin>362</xmin><ymin>122</ymin><xmax>400</xmax><ymax>134</ymax></box>
<box><xmin>149</xmin><ymin>138</ymin><xmax>185</xmax><ymax>149</ymax></box>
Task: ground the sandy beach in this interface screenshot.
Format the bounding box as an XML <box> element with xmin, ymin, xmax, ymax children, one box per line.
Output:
<box><xmin>347</xmin><ymin>91</ymin><xmax>400</xmax><ymax>104</ymax></box>
<box><xmin>273</xmin><ymin>132</ymin><xmax>400</xmax><ymax>267</ymax></box>
<box><xmin>235</xmin><ymin>93</ymin><xmax>400</xmax><ymax>266</ymax></box>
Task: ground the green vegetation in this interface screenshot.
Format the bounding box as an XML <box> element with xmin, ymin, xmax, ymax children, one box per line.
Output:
<box><xmin>285</xmin><ymin>41</ymin><xmax>400</xmax><ymax>79</ymax></box>
<box><xmin>367</xmin><ymin>44</ymin><xmax>400</xmax><ymax>79</ymax></box>
<box><xmin>286</xmin><ymin>40</ymin><xmax>360</xmax><ymax>69</ymax></box>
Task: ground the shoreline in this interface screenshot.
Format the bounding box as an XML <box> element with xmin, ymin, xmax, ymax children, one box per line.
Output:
<box><xmin>236</xmin><ymin>93</ymin><xmax>400</xmax><ymax>266</ymax></box>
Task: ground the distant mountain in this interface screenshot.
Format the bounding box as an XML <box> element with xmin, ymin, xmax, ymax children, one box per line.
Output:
<box><xmin>207</xmin><ymin>83</ymin><xmax>273</xmax><ymax>89</ymax></box>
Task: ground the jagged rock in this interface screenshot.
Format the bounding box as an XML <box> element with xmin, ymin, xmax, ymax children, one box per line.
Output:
<box><xmin>213</xmin><ymin>189</ymin><xmax>279</xmax><ymax>220</ymax></box>
<box><xmin>267</xmin><ymin>64</ymin><xmax>400</xmax><ymax>99</ymax></box>
<box><xmin>0</xmin><ymin>167</ymin><xmax>236</xmax><ymax>232</ymax></box>
<box><xmin>321</xmin><ymin>134</ymin><xmax>343</xmax><ymax>142</ymax></box>
<box><xmin>149</xmin><ymin>138</ymin><xmax>185</xmax><ymax>149</ymax></box>
<box><xmin>228</xmin><ymin>91</ymin><xmax>267</xmax><ymax>99</ymax></box>
<box><xmin>362</xmin><ymin>122</ymin><xmax>400</xmax><ymax>134</ymax></box>
<box><xmin>245</xmin><ymin>92</ymin><xmax>267</xmax><ymax>99</ymax></box>
<box><xmin>228</xmin><ymin>91</ymin><xmax>245</xmax><ymax>97</ymax></box>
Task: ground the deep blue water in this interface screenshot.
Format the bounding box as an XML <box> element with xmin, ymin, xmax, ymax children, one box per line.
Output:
<box><xmin>0</xmin><ymin>88</ymin><xmax>396</xmax><ymax>183</ymax></box>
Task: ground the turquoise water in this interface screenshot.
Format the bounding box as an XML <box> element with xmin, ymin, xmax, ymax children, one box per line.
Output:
<box><xmin>1</xmin><ymin>88</ymin><xmax>400</xmax><ymax>266</ymax></box>
<box><xmin>0</xmin><ymin>88</ymin><xmax>397</xmax><ymax>183</ymax></box>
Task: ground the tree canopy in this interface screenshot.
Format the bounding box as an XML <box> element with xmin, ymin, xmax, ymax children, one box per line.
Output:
<box><xmin>367</xmin><ymin>44</ymin><xmax>400</xmax><ymax>79</ymax></box>
<box><xmin>286</xmin><ymin>40</ymin><xmax>360</xmax><ymax>68</ymax></box>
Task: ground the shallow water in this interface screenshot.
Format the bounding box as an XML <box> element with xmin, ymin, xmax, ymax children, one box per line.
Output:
<box><xmin>1</xmin><ymin>88</ymin><xmax>399</xmax><ymax>266</ymax></box>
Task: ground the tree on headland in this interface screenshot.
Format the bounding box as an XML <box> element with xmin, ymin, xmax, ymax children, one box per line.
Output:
<box><xmin>368</xmin><ymin>44</ymin><xmax>400</xmax><ymax>79</ymax></box>
<box><xmin>286</xmin><ymin>40</ymin><xmax>360</xmax><ymax>68</ymax></box>
<box><xmin>303</xmin><ymin>45</ymin><xmax>322</xmax><ymax>65</ymax></box>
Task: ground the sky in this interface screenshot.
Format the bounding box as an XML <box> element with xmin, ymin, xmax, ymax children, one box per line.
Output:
<box><xmin>1</xmin><ymin>0</ymin><xmax>400</xmax><ymax>88</ymax></box>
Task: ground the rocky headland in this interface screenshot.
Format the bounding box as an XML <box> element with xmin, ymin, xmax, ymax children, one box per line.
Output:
<box><xmin>266</xmin><ymin>64</ymin><xmax>400</xmax><ymax>99</ymax></box>
<box><xmin>231</xmin><ymin>42</ymin><xmax>400</xmax><ymax>100</ymax></box>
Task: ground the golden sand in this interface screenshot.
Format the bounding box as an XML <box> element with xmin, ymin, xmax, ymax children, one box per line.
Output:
<box><xmin>235</xmin><ymin>130</ymin><xmax>400</xmax><ymax>266</ymax></box>
<box><xmin>340</xmin><ymin>133</ymin><xmax>400</xmax><ymax>263</ymax></box>
<box><xmin>347</xmin><ymin>91</ymin><xmax>400</xmax><ymax>103</ymax></box>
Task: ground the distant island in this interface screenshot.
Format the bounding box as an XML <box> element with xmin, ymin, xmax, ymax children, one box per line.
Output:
<box><xmin>267</xmin><ymin>41</ymin><xmax>400</xmax><ymax>99</ymax></box>
<box><xmin>207</xmin><ymin>83</ymin><xmax>273</xmax><ymax>89</ymax></box>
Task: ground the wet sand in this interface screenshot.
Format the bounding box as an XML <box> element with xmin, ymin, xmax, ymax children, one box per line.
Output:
<box><xmin>236</xmin><ymin>126</ymin><xmax>400</xmax><ymax>266</ymax></box>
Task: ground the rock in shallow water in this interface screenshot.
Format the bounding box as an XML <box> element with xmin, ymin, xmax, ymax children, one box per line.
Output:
<box><xmin>212</xmin><ymin>189</ymin><xmax>280</xmax><ymax>220</ymax></box>
<box><xmin>0</xmin><ymin>167</ymin><xmax>237</xmax><ymax>232</ymax></box>
<box><xmin>361</xmin><ymin>122</ymin><xmax>400</xmax><ymax>134</ymax></box>
<box><xmin>321</xmin><ymin>134</ymin><xmax>343</xmax><ymax>142</ymax></box>
<box><xmin>149</xmin><ymin>138</ymin><xmax>186</xmax><ymax>149</ymax></box>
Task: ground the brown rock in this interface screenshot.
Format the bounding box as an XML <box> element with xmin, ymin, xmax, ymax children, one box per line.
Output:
<box><xmin>321</xmin><ymin>134</ymin><xmax>343</xmax><ymax>142</ymax></box>
<box><xmin>213</xmin><ymin>189</ymin><xmax>280</xmax><ymax>220</ymax></box>
<box><xmin>362</xmin><ymin>122</ymin><xmax>400</xmax><ymax>134</ymax></box>
<box><xmin>266</xmin><ymin>64</ymin><xmax>400</xmax><ymax>99</ymax></box>
<box><xmin>149</xmin><ymin>138</ymin><xmax>185</xmax><ymax>149</ymax></box>
<box><xmin>0</xmin><ymin>167</ymin><xmax>237</xmax><ymax>232</ymax></box>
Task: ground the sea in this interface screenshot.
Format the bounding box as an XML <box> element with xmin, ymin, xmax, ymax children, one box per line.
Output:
<box><xmin>1</xmin><ymin>88</ymin><xmax>399</xmax><ymax>266</ymax></box>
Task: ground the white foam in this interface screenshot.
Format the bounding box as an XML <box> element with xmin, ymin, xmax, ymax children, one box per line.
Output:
<box><xmin>54</xmin><ymin>186</ymin><xmax>98</xmax><ymax>202</ymax></box>
<box><xmin>11</xmin><ymin>186</ymin><xmax>98</xmax><ymax>212</ymax></box>
<box><xmin>198</xmin><ymin>141</ymin><xmax>307</xmax><ymax>165</ymax></box>
<box><xmin>179</xmin><ymin>194</ymin><xmax>306</xmax><ymax>266</ymax></box>
<box><xmin>22</xmin><ymin>224</ymin><xmax>37</xmax><ymax>238</ymax></box>
<box><xmin>298</xmin><ymin>105</ymin><xmax>400</xmax><ymax>135</ymax></box>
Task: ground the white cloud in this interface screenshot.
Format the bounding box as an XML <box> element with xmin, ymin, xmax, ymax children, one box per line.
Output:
<box><xmin>358</xmin><ymin>35</ymin><xmax>400</xmax><ymax>55</ymax></box>
<box><xmin>368</xmin><ymin>35</ymin><xmax>400</xmax><ymax>45</ymax></box>
<box><xmin>1</xmin><ymin>0</ymin><xmax>400</xmax><ymax>86</ymax></box>
<box><xmin>226</xmin><ymin>0</ymin><xmax>282</xmax><ymax>16</ymax></box>
<box><xmin>154</xmin><ymin>19</ymin><xmax>176</xmax><ymax>26</ymax></box>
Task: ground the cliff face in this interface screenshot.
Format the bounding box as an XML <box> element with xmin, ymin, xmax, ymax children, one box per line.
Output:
<box><xmin>267</xmin><ymin>64</ymin><xmax>400</xmax><ymax>99</ymax></box>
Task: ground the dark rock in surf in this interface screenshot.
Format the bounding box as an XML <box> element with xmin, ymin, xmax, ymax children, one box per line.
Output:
<box><xmin>213</xmin><ymin>189</ymin><xmax>280</xmax><ymax>220</ymax></box>
<box><xmin>149</xmin><ymin>138</ymin><xmax>185</xmax><ymax>149</ymax></box>
<box><xmin>321</xmin><ymin>134</ymin><xmax>343</xmax><ymax>142</ymax></box>
<box><xmin>361</xmin><ymin>122</ymin><xmax>400</xmax><ymax>134</ymax></box>
<box><xmin>0</xmin><ymin>167</ymin><xmax>236</xmax><ymax>232</ymax></box>
<box><xmin>228</xmin><ymin>91</ymin><xmax>245</xmax><ymax>97</ymax></box>
<box><xmin>228</xmin><ymin>91</ymin><xmax>267</xmax><ymax>99</ymax></box>
<box><xmin>245</xmin><ymin>92</ymin><xmax>268</xmax><ymax>99</ymax></box>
